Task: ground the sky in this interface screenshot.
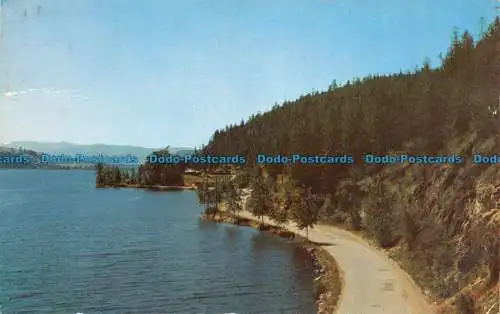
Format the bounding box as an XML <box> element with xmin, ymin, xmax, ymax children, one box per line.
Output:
<box><xmin>0</xmin><ymin>0</ymin><xmax>497</xmax><ymax>148</ymax></box>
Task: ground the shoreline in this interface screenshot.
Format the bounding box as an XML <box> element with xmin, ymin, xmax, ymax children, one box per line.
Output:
<box><xmin>200</xmin><ymin>210</ymin><xmax>342</xmax><ymax>314</ymax></box>
<box><xmin>96</xmin><ymin>182</ymin><xmax>343</xmax><ymax>312</ymax></box>
<box><xmin>96</xmin><ymin>183</ymin><xmax>197</xmax><ymax>191</ymax></box>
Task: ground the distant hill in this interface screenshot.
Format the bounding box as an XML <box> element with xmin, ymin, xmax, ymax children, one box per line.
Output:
<box><xmin>0</xmin><ymin>146</ymin><xmax>63</xmax><ymax>169</ymax></box>
<box><xmin>4</xmin><ymin>141</ymin><xmax>194</xmax><ymax>162</ymax></box>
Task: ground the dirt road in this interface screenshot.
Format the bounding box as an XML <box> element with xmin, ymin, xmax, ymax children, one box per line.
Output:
<box><xmin>237</xmin><ymin>190</ymin><xmax>433</xmax><ymax>314</ymax></box>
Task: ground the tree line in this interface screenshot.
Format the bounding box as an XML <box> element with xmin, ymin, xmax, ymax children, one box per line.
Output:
<box><xmin>96</xmin><ymin>148</ymin><xmax>185</xmax><ymax>187</ymax></box>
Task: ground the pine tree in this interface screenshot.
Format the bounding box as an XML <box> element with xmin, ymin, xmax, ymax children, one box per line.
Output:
<box><xmin>290</xmin><ymin>187</ymin><xmax>319</xmax><ymax>240</ymax></box>
<box><xmin>226</xmin><ymin>182</ymin><xmax>242</xmax><ymax>220</ymax></box>
<box><xmin>364</xmin><ymin>179</ymin><xmax>399</xmax><ymax>248</ymax></box>
<box><xmin>319</xmin><ymin>193</ymin><xmax>335</xmax><ymax>220</ymax></box>
<box><xmin>336</xmin><ymin>179</ymin><xmax>362</xmax><ymax>230</ymax></box>
<box><xmin>247</xmin><ymin>174</ymin><xmax>272</xmax><ymax>224</ymax></box>
<box><xmin>112</xmin><ymin>166</ymin><xmax>122</xmax><ymax>184</ymax></box>
<box><xmin>96</xmin><ymin>163</ymin><xmax>104</xmax><ymax>186</ymax></box>
<box><xmin>130</xmin><ymin>167</ymin><xmax>137</xmax><ymax>184</ymax></box>
<box><xmin>401</xmin><ymin>204</ymin><xmax>420</xmax><ymax>251</ymax></box>
<box><xmin>271</xmin><ymin>192</ymin><xmax>288</xmax><ymax>226</ymax></box>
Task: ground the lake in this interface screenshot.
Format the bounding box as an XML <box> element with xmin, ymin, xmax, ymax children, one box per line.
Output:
<box><xmin>0</xmin><ymin>170</ymin><xmax>316</xmax><ymax>313</ymax></box>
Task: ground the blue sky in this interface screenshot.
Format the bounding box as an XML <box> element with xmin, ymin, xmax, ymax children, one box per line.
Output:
<box><xmin>0</xmin><ymin>0</ymin><xmax>497</xmax><ymax>148</ymax></box>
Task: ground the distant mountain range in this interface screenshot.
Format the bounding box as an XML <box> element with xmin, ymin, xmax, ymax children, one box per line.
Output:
<box><xmin>3</xmin><ymin>141</ymin><xmax>194</xmax><ymax>162</ymax></box>
<box><xmin>0</xmin><ymin>146</ymin><xmax>64</xmax><ymax>169</ymax></box>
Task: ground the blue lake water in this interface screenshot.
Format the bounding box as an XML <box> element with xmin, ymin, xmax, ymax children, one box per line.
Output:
<box><xmin>0</xmin><ymin>170</ymin><xmax>316</xmax><ymax>313</ymax></box>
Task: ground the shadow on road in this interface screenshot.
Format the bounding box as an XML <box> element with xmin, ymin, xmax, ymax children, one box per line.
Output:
<box><xmin>308</xmin><ymin>240</ymin><xmax>336</xmax><ymax>246</ymax></box>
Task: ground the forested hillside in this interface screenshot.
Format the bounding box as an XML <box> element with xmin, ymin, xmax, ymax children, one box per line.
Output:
<box><xmin>203</xmin><ymin>20</ymin><xmax>498</xmax><ymax>181</ymax></box>
<box><xmin>201</xmin><ymin>19</ymin><xmax>499</xmax><ymax>313</ymax></box>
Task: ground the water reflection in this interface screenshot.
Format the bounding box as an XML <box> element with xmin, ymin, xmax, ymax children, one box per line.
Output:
<box><xmin>197</xmin><ymin>218</ymin><xmax>220</xmax><ymax>230</ymax></box>
<box><xmin>291</xmin><ymin>246</ymin><xmax>315</xmax><ymax>295</ymax></box>
<box><xmin>223</xmin><ymin>225</ymin><xmax>242</xmax><ymax>249</ymax></box>
<box><xmin>250</xmin><ymin>230</ymin><xmax>295</xmax><ymax>253</ymax></box>
<box><xmin>292</xmin><ymin>246</ymin><xmax>313</xmax><ymax>269</ymax></box>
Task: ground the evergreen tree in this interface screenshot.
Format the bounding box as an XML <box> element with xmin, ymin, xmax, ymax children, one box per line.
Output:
<box><xmin>247</xmin><ymin>174</ymin><xmax>272</xmax><ymax>224</ymax></box>
<box><xmin>270</xmin><ymin>192</ymin><xmax>288</xmax><ymax>226</ymax></box>
<box><xmin>290</xmin><ymin>187</ymin><xmax>320</xmax><ymax>240</ymax></box>
<box><xmin>335</xmin><ymin>179</ymin><xmax>363</xmax><ymax>230</ymax></box>
<box><xmin>130</xmin><ymin>167</ymin><xmax>137</xmax><ymax>184</ymax></box>
<box><xmin>318</xmin><ymin>193</ymin><xmax>335</xmax><ymax>220</ymax></box>
<box><xmin>96</xmin><ymin>163</ymin><xmax>104</xmax><ymax>186</ymax></box>
<box><xmin>400</xmin><ymin>201</ymin><xmax>420</xmax><ymax>251</ymax></box>
<box><xmin>363</xmin><ymin>179</ymin><xmax>399</xmax><ymax>248</ymax></box>
<box><xmin>226</xmin><ymin>182</ymin><xmax>242</xmax><ymax>219</ymax></box>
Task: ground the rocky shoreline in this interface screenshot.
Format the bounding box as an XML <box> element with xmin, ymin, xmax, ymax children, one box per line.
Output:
<box><xmin>200</xmin><ymin>211</ymin><xmax>342</xmax><ymax>314</ymax></box>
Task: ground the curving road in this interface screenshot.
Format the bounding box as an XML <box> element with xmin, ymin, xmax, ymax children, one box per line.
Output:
<box><xmin>237</xmin><ymin>189</ymin><xmax>433</xmax><ymax>314</ymax></box>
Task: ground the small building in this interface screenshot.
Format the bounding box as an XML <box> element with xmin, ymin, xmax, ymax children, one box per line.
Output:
<box><xmin>210</xmin><ymin>168</ymin><xmax>230</xmax><ymax>175</ymax></box>
<box><xmin>185</xmin><ymin>168</ymin><xmax>202</xmax><ymax>176</ymax></box>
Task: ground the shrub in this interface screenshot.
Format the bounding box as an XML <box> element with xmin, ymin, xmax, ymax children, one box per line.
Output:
<box><xmin>455</xmin><ymin>293</ymin><xmax>475</xmax><ymax>314</ymax></box>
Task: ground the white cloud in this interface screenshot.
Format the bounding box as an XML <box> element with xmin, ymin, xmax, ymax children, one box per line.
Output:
<box><xmin>2</xmin><ymin>87</ymin><xmax>88</xmax><ymax>101</ymax></box>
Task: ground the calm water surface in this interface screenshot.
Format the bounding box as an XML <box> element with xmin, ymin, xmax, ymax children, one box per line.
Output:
<box><xmin>0</xmin><ymin>170</ymin><xmax>316</xmax><ymax>313</ymax></box>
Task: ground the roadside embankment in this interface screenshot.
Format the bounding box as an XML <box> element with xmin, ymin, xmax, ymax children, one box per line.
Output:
<box><xmin>200</xmin><ymin>210</ymin><xmax>342</xmax><ymax>314</ymax></box>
